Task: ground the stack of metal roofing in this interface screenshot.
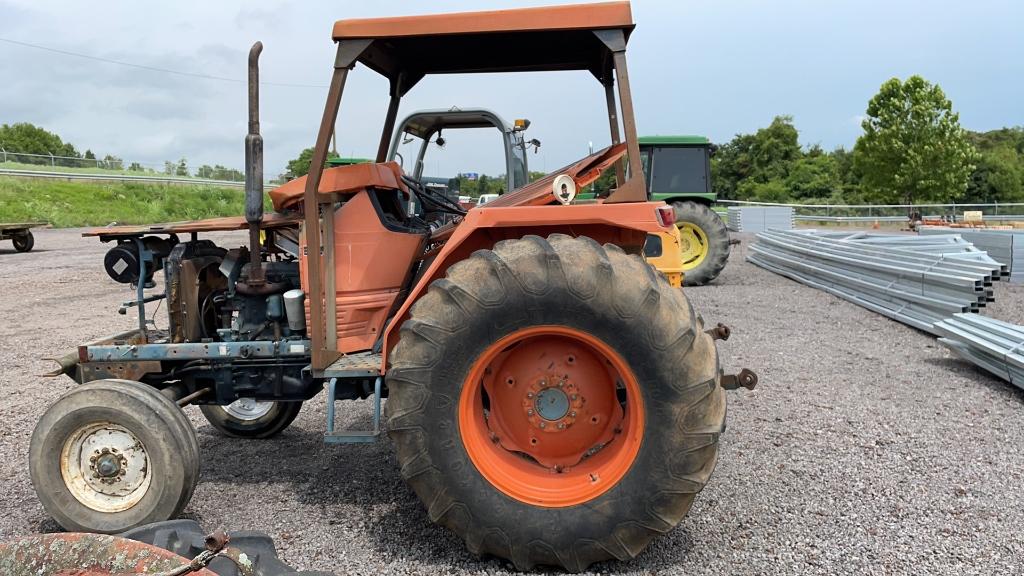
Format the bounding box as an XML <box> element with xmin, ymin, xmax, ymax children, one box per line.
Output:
<box><xmin>919</xmin><ymin>226</ymin><xmax>1024</xmax><ymax>283</ymax></box>
<box><xmin>934</xmin><ymin>313</ymin><xmax>1024</xmax><ymax>390</ymax></box>
<box><xmin>726</xmin><ymin>206</ymin><xmax>795</xmax><ymax>233</ymax></box>
<box><xmin>747</xmin><ymin>230</ymin><xmax>1006</xmax><ymax>334</ymax></box>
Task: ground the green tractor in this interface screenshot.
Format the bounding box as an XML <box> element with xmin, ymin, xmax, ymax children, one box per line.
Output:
<box><xmin>638</xmin><ymin>135</ymin><xmax>730</xmax><ymax>285</ymax></box>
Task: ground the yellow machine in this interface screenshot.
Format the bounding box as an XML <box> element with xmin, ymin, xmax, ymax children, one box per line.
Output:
<box><xmin>646</xmin><ymin>227</ymin><xmax>686</xmax><ymax>287</ymax></box>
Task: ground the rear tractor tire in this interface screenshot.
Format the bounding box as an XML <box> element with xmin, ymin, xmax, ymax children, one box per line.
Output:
<box><xmin>671</xmin><ymin>200</ymin><xmax>730</xmax><ymax>286</ymax></box>
<box><xmin>386</xmin><ymin>234</ymin><xmax>726</xmax><ymax>572</ymax></box>
<box><xmin>12</xmin><ymin>231</ymin><xmax>34</xmax><ymax>253</ymax></box>
<box><xmin>200</xmin><ymin>399</ymin><xmax>301</xmax><ymax>439</ymax></box>
<box><xmin>29</xmin><ymin>379</ymin><xmax>200</xmax><ymax>534</ymax></box>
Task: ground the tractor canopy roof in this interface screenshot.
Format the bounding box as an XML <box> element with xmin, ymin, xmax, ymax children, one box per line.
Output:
<box><xmin>396</xmin><ymin>109</ymin><xmax>514</xmax><ymax>139</ymax></box>
<box><xmin>638</xmin><ymin>135</ymin><xmax>710</xmax><ymax>146</ymax></box>
<box><xmin>332</xmin><ymin>2</ymin><xmax>634</xmax><ymax>93</ymax></box>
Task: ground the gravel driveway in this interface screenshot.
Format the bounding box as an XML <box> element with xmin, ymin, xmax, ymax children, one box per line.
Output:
<box><xmin>1</xmin><ymin>228</ymin><xmax>1021</xmax><ymax>575</ymax></box>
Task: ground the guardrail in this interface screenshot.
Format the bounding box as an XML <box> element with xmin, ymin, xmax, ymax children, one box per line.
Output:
<box><xmin>0</xmin><ymin>167</ymin><xmax>245</xmax><ymax>188</ymax></box>
<box><xmin>718</xmin><ymin>199</ymin><xmax>1024</xmax><ymax>223</ymax></box>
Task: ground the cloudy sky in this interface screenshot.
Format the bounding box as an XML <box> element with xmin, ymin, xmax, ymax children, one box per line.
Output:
<box><xmin>1</xmin><ymin>1</ymin><xmax>1021</xmax><ymax>179</ymax></box>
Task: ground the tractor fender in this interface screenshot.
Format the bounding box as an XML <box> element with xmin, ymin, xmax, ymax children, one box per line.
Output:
<box><xmin>381</xmin><ymin>201</ymin><xmax>673</xmax><ymax>366</ymax></box>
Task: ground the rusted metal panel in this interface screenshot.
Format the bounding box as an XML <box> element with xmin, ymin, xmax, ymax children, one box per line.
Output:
<box><xmin>0</xmin><ymin>533</ymin><xmax>218</xmax><ymax>576</ymax></box>
<box><xmin>81</xmin><ymin>213</ymin><xmax>301</xmax><ymax>238</ymax></box>
<box><xmin>80</xmin><ymin>360</ymin><xmax>162</xmax><ymax>382</ymax></box>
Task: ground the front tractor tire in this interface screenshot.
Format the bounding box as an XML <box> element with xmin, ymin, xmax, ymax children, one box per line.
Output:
<box><xmin>672</xmin><ymin>200</ymin><xmax>730</xmax><ymax>286</ymax></box>
<box><xmin>29</xmin><ymin>379</ymin><xmax>200</xmax><ymax>534</ymax></box>
<box><xmin>386</xmin><ymin>234</ymin><xmax>726</xmax><ymax>572</ymax></box>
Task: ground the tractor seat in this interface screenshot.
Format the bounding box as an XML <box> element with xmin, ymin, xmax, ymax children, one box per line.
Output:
<box><xmin>269</xmin><ymin>161</ymin><xmax>406</xmax><ymax>212</ymax></box>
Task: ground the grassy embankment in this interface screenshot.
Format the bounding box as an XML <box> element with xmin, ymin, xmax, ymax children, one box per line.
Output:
<box><xmin>0</xmin><ymin>176</ymin><xmax>257</xmax><ymax>227</ymax></box>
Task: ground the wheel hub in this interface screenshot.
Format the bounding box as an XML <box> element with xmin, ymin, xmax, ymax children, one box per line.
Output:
<box><xmin>223</xmin><ymin>397</ymin><xmax>273</xmax><ymax>420</ymax></box>
<box><xmin>91</xmin><ymin>449</ymin><xmax>125</xmax><ymax>481</ymax></box>
<box><xmin>523</xmin><ymin>377</ymin><xmax>584</xmax><ymax>433</ymax></box>
<box><xmin>61</xmin><ymin>422</ymin><xmax>152</xmax><ymax>512</ymax></box>
<box><xmin>535</xmin><ymin>386</ymin><xmax>569</xmax><ymax>420</ymax></box>
<box><xmin>677</xmin><ymin>222</ymin><xmax>709</xmax><ymax>268</ymax></box>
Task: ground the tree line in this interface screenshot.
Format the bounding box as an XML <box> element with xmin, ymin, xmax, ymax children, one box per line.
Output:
<box><xmin>0</xmin><ymin>123</ymin><xmax>243</xmax><ymax>181</ymax></box>
<box><xmin>711</xmin><ymin>76</ymin><xmax>1020</xmax><ymax>207</ymax></box>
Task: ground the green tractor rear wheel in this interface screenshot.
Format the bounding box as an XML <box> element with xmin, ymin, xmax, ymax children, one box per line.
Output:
<box><xmin>671</xmin><ymin>201</ymin><xmax>730</xmax><ymax>286</ymax></box>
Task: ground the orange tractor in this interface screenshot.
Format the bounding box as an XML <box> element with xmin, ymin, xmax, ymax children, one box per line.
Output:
<box><xmin>31</xmin><ymin>3</ymin><xmax>755</xmax><ymax>571</ymax></box>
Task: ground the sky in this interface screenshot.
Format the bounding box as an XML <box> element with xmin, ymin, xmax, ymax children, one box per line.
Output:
<box><xmin>1</xmin><ymin>0</ymin><xmax>1022</xmax><ymax>179</ymax></box>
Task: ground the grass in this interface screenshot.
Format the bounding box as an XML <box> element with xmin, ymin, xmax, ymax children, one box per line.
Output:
<box><xmin>0</xmin><ymin>160</ymin><xmax>243</xmax><ymax>180</ymax></box>
<box><xmin>0</xmin><ymin>176</ymin><xmax>256</xmax><ymax>228</ymax></box>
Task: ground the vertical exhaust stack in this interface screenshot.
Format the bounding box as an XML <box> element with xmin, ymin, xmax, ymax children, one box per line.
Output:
<box><xmin>244</xmin><ymin>41</ymin><xmax>265</xmax><ymax>285</ymax></box>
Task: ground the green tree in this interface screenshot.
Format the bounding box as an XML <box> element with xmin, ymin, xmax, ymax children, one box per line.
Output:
<box><xmin>853</xmin><ymin>76</ymin><xmax>977</xmax><ymax>205</ymax></box>
<box><xmin>785</xmin><ymin>154</ymin><xmax>840</xmax><ymax>200</ymax></box>
<box><xmin>711</xmin><ymin>116</ymin><xmax>800</xmax><ymax>200</ymax></box>
<box><xmin>175</xmin><ymin>158</ymin><xmax>188</xmax><ymax>177</ymax></box>
<box><xmin>164</xmin><ymin>161</ymin><xmax>175</xmax><ymax>175</ymax></box>
<box><xmin>748</xmin><ymin>115</ymin><xmax>801</xmax><ymax>183</ymax></box>
<box><xmin>101</xmin><ymin>155</ymin><xmax>123</xmax><ymax>170</ymax></box>
<box><xmin>0</xmin><ymin>122</ymin><xmax>80</xmax><ymax>164</ymax></box>
<box><xmin>84</xmin><ymin>149</ymin><xmax>96</xmax><ymax>160</ymax></box>
<box><xmin>128</xmin><ymin>162</ymin><xmax>144</xmax><ymax>172</ymax></box>
<box><xmin>737</xmin><ymin>179</ymin><xmax>789</xmax><ymax>203</ymax></box>
<box><xmin>962</xmin><ymin>144</ymin><xmax>1024</xmax><ymax>204</ymax></box>
<box><xmin>286</xmin><ymin>147</ymin><xmax>340</xmax><ymax>178</ymax></box>
<box><xmin>710</xmin><ymin>133</ymin><xmax>755</xmax><ymax>199</ymax></box>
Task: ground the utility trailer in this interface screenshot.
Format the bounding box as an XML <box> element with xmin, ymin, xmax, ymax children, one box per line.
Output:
<box><xmin>30</xmin><ymin>3</ymin><xmax>756</xmax><ymax>571</ymax></box>
<box><xmin>0</xmin><ymin>222</ymin><xmax>43</xmax><ymax>252</ymax></box>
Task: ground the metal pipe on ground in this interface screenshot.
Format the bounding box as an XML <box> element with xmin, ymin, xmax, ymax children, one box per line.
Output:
<box><xmin>747</xmin><ymin>230</ymin><xmax>1007</xmax><ymax>335</ymax></box>
<box><xmin>935</xmin><ymin>313</ymin><xmax>1024</xmax><ymax>389</ymax></box>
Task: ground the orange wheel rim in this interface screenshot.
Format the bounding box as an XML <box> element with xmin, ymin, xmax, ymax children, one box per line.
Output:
<box><xmin>458</xmin><ymin>325</ymin><xmax>644</xmax><ymax>507</ymax></box>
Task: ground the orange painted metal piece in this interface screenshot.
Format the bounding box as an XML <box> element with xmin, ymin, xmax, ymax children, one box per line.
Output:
<box><xmin>333</xmin><ymin>1</ymin><xmax>633</xmax><ymax>40</ymax></box>
<box><xmin>269</xmin><ymin>161</ymin><xmax>406</xmax><ymax>212</ymax></box>
<box><xmin>0</xmin><ymin>532</ymin><xmax>217</xmax><ymax>576</ymax></box>
<box><xmin>458</xmin><ymin>325</ymin><xmax>644</xmax><ymax>507</ymax></box>
<box><xmin>485</xmin><ymin>144</ymin><xmax>626</xmax><ymax>209</ymax></box>
<box><xmin>380</xmin><ymin>200</ymin><xmax>673</xmax><ymax>368</ymax></box>
<box><xmin>299</xmin><ymin>189</ymin><xmax>425</xmax><ymax>354</ymax></box>
<box><xmin>82</xmin><ymin>212</ymin><xmax>301</xmax><ymax>237</ymax></box>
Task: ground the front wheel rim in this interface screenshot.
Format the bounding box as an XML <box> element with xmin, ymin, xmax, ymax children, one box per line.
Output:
<box><xmin>60</xmin><ymin>422</ymin><xmax>152</xmax><ymax>513</ymax></box>
<box><xmin>459</xmin><ymin>326</ymin><xmax>644</xmax><ymax>507</ymax></box>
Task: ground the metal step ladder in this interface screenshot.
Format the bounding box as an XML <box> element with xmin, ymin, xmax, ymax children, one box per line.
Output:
<box><xmin>321</xmin><ymin>352</ymin><xmax>383</xmax><ymax>444</ymax></box>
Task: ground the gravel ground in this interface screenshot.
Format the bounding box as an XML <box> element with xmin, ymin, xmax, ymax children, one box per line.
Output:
<box><xmin>1</xmin><ymin>228</ymin><xmax>1022</xmax><ymax>575</ymax></box>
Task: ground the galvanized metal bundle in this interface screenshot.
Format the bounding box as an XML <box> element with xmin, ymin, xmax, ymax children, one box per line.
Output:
<box><xmin>747</xmin><ymin>230</ymin><xmax>1006</xmax><ymax>334</ymax></box>
<box><xmin>934</xmin><ymin>313</ymin><xmax>1024</xmax><ymax>390</ymax></box>
<box><xmin>726</xmin><ymin>206</ymin><xmax>795</xmax><ymax>233</ymax></box>
<box><xmin>919</xmin><ymin>226</ymin><xmax>1024</xmax><ymax>283</ymax></box>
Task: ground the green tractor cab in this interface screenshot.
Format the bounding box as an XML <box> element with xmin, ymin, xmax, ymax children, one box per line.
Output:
<box><xmin>638</xmin><ymin>135</ymin><xmax>730</xmax><ymax>285</ymax></box>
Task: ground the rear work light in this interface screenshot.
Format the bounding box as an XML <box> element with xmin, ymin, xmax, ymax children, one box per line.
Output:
<box><xmin>656</xmin><ymin>205</ymin><xmax>676</xmax><ymax>228</ymax></box>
